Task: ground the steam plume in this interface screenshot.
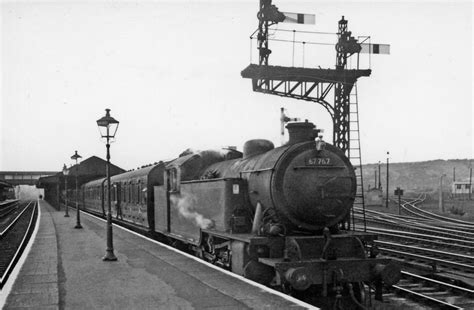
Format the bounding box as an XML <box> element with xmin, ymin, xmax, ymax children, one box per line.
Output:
<box><xmin>170</xmin><ymin>193</ymin><xmax>214</xmax><ymax>229</ymax></box>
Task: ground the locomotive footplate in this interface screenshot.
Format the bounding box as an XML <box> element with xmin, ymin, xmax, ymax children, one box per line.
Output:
<box><xmin>258</xmin><ymin>256</ymin><xmax>399</xmax><ymax>290</ymax></box>
<box><xmin>255</xmin><ymin>232</ymin><xmax>401</xmax><ymax>291</ymax></box>
<box><xmin>201</xmin><ymin>230</ymin><xmax>379</xmax><ymax>247</ymax></box>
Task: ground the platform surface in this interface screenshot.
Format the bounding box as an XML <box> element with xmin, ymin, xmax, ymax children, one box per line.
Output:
<box><xmin>3</xmin><ymin>201</ymin><xmax>313</xmax><ymax>309</ymax></box>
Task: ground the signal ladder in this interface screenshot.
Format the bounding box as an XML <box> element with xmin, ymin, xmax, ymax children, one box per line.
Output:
<box><xmin>348</xmin><ymin>83</ymin><xmax>366</xmax><ymax>231</ymax></box>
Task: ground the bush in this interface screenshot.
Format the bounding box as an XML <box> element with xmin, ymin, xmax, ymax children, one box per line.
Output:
<box><xmin>449</xmin><ymin>206</ymin><xmax>465</xmax><ymax>216</ymax></box>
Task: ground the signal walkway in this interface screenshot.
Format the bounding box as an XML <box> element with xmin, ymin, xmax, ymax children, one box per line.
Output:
<box><xmin>2</xmin><ymin>200</ymin><xmax>314</xmax><ymax>309</ymax></box>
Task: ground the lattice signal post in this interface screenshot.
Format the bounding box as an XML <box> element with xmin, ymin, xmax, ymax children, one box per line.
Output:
<box><xmin>241</xmin><ymin>0</ymin><xmax>391</xmax><ymax>230</ymax></box>
<box><xmin>241</xmin><ymin>0</ymin><xmax>371</xmax><ymax>156</ymax></box>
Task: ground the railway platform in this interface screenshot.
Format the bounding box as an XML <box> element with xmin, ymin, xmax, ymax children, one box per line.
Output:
<box><xmin>2</xmin><ymin>201</ymin><xmax>313</xmax><ymax>309</ymax></box>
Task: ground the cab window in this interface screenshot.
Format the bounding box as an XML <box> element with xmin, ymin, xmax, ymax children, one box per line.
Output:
<box><xmin>169</xmin><ymin>168</ymin><xmax>179</xmax><ymax>192</ymax></box>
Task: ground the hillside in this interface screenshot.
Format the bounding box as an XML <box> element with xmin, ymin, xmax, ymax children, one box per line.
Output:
<box><xmin>361</xmin><ymin>159</ymin><xmax>473</xmax><ymax>194</ymax></box>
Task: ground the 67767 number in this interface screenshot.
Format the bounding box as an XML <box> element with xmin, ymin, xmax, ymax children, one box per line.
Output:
<box><xmin>306</xmin><ymin>157</ymin><xmax>331</xmax><ymax>166</ymax></box>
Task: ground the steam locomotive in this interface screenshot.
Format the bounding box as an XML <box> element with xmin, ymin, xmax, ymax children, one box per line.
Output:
<box><xmin>78</xmin><ymin>121</ymin><xmax>400</xmax><ymax>309</ymax></box>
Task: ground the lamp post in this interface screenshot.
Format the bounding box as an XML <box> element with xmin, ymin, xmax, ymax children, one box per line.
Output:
<box><xmin>62</xmin><ymin>164</ymin><xmax>70</xmax><ymax>217</ymax></box>
<box><xmin>386</xmin><ymin>152</ymin><xmax>389</xmax><ymax>208</ymax></box>
<box><xmin>97</xmin><ymin>108</ymin><xmax>119</xmax><ymax>261</ymax></box>
<box><xmin>71</xmin><ymin>150</ymin><xmax>83</xmax><ymax>229</ymax></box>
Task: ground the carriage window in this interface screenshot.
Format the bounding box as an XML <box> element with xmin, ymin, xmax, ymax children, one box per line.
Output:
<box><xmin>142</xmin><ymin>188</ymin><xmax>147</xmax><ymax>204</ymax></box>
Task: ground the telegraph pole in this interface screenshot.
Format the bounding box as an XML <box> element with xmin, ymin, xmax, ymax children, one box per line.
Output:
<box><xmin>378</xmin><ymin>161</ymin><xmax>381</xmax><ymax>189</ymax></box>
<box><xmin>374</xmin><ymin>167</ymin><xmax>377</xmax><ymax>189</ymax></box>
<box><xmin>386</xmin><ymin>152</ymin><xmax>389</xmax><ymax>208</ymax></box>
<box><xmin>439</xmin><ymin>174</ymin><xmax>446</xmax><ymax>212</ymax></box>
<box><xmin>469</xmin><ymin>167</ymin><xmax>472</xmax><ymax>200</ymax></box>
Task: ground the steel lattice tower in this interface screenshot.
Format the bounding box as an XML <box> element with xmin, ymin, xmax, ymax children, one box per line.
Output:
<box><xmin>242</xmin><ymin>1</ymin><xmax>368</xmax><ymax>156</ymax></box>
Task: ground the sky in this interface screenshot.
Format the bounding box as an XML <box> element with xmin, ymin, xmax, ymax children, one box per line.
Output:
<box><xmin>1</xmin><ymin>0</ymin><xmax>472</xmax><ymax>172</ymax></box>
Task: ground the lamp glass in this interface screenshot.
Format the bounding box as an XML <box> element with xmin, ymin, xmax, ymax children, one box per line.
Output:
<box><xmin>96</xmin><ymin>109</ymin><xmax>119</xmax><ymax>139</ymax></box>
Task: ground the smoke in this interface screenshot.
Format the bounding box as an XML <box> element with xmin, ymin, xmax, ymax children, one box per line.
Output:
<box><xmin>16</xmin><ymin>185</ymin><xmax>44</xmax><ymax>200</ymax></box>
<box><xmin>170</xmin><ymin>192</ymin><xmax>214</xmax><ymax>229</ymax></box>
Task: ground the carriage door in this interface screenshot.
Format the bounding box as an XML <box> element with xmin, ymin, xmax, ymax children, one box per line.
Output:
<box><xmin>100</xmin><ymin>181</ymin><xmax>106</xmax><ymax>216</ymax></box>
<box><xmin>114</xmin><ymin>183</ymin><xmax>122</xmax><ymax>219</ymax></box>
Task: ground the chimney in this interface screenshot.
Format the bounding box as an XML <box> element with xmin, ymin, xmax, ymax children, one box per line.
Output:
<box><xmin>286</xmin><ymin>121</ymin><xmax>317</xmax><ymax>145</ymax></box>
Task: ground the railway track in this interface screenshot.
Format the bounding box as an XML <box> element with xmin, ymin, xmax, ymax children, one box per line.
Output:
<box><xmin>0</xmin><ymin>200</ymin><xmax>20</xmax><ymax>219</ymax></box>
<box><xmin>0</xmin><ymin>200</ymin><xmax>38</xmax><ymax>288</ymax></box>
<box><xmin>387</xmin><ymin>271</ymin><xmax>474</xmax><ymax>309</ymax></box>
<box><xmin>361</xmin><ymin>226</ymin><xmax>474</xmax><ymax>252</ymax></box>
<box><xmin>355</xmin><ymin>200</ymin><xmax>474</xmax><ymax>274</ymax></box>
<box><xmin>377</xmin><ymin>240</ymin><xmax>474</xmax><ymax>274</ymax></box>
<box><xmin>0</xmin><ymin>201</ymin><xmax>28</xmax><ymax>234</ymax></box>
<box><xmin>355</xmin><ymin>208</ymin><xmax>474</xmax><ymax>242</ymax></box>
<box><xmin>354</xmin><ymin>195</ymin><xmax>474</xmax><ymax>308</ymax></box>
<box><xmin>401</xmin><ymin>197</ymin><xmax>474</xmax><ymax>228</ymax></box>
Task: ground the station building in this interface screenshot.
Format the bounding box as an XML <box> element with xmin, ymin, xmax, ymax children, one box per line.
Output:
<box><xmin>451</xmin><ymin>181</ymin><xmax>472</xmax><ymax>198</ymax></box>
<box><xmin>365</xmin><ymin>187</ymin><xmax>384</xmax><ymax>207</ymax></box>
<box><xmin>36</xmin><ymin>156</ymin><xmax>125</xmax><ymax>209</ymax></box>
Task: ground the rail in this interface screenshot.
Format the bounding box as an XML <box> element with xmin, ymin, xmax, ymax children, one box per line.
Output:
<box><xmin>0</xmin><ymin>201</ymin><xmax>38</xmax><ymax>288</ymax></box>
<box><xmin>378</xmin><ymin>244</ymin><xmax>474</xmax><ymax>273</ymax></box>
<box><xmin>0</xmin><ymin>201</ymin><xmax>33</xmax><ymax>237</ymax></box>
<box><xmin>402</xmin><ymin>199</ymin><xmax>474</xmax><ymax>226</ymax></box>
<box><xmin>354</xmin><ymin>207</ymin><xmax>474</xmax><ymax>241</ymax></box>
<box><xmin>392</xmin><ymin>271</ymin><xmax>474</xmax><ymax>310</ymax></box>
<box><xmin>0</xmin><ymin>200</ymin><xmax>20</xmax><ymax>218</ymax></box>
<box><xmin>364</xmin><ymin>228</ymin><xmax>473</xmax><ymax>253</ymax></box>
<box><xmin>392</xmin><ymin>286</ymin><xmax>464</xmax><ymax>310</ymax></box>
